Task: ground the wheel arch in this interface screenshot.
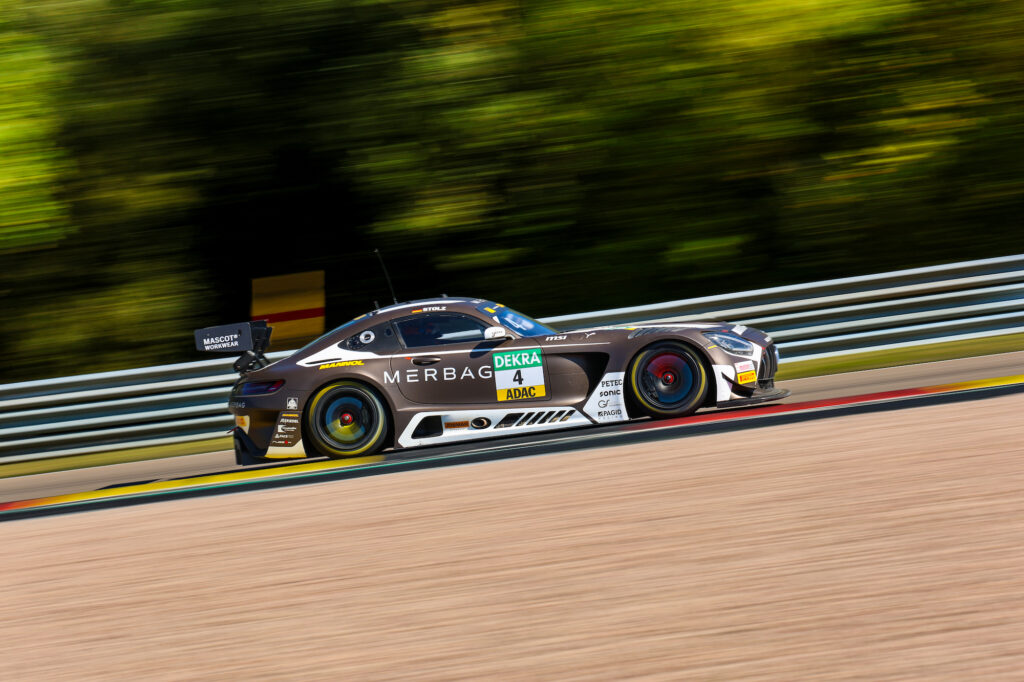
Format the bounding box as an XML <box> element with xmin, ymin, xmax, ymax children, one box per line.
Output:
<box><xmin>303</xmin><ymin>375</ymin><xmax>397</xmax><ymax>453</ymax></box>
<box><xmin>625</xmin><ymin>338</ymin><xmax>717</xmax><ymax>414</ymax></box>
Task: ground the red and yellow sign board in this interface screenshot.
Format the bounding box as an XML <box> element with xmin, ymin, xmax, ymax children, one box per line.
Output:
<box><xmin>251</xmin><ymin>271</ymin><xmax>325</xmax><ymax>349</ymax></box>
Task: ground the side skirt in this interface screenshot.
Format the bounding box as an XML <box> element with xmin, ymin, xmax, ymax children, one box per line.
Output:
<box><xmin>397</xmin><ymin>407</ymin><xmax>590</xmax><ymax>448</ymax></box>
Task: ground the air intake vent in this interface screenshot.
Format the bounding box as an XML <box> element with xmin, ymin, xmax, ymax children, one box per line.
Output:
<box><xmin>411</xmin><ymin>416</ymin><xmax>443</xmax><ymax>438</ymax></box>
<box><xmin>495</xmin><ymin>413</ymin><xmax>524</xmax><ymax>428</ymax></box>
<box><xmin>489</xmin><ymin>409</ymin><xmax>577</xmax><ymax>430</ymax></box>
<box><xmin>758</xmin><ymin>343</ymin><xmax>778</xmax><ymax>389</ymax></box>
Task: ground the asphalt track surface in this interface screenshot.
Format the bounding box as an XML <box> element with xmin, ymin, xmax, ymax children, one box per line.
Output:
<box><xmin>1</xmin><ymin>351</ymin><xmax>1021</xmax><ymax>518</ymax></box>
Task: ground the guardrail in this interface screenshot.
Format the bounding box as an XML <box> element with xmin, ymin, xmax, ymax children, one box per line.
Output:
<box><xmin>3</xmin><ymin>254</ymin><xmax>1023</xmax><ymax>464</ymax></box>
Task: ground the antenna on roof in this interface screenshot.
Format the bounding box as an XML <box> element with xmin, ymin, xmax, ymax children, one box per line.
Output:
<box><xmin>373</xmin><ymin>248</ymin><xmax>399</xmax><ymax>305</ymax></box>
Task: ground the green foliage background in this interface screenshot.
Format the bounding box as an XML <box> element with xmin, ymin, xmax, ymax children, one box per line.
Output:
<box><xmin>1</xmin><ymin>0</ymin><xmax>1022</xmax><ymax>381</ymax></box>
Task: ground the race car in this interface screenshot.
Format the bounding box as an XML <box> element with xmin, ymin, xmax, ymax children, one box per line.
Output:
<box><xmin>195</xmin><ymin>297</ymin><xmax>789</xmax><ymax>465</ymax></box>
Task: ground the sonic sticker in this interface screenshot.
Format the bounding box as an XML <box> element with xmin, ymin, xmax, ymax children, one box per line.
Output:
<box><xmin>493</xmin><ymin>348</ymin><xmax>545</xmax><ymax>401</ymax></box>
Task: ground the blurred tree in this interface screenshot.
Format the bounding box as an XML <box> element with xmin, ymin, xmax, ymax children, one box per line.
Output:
<box><xmin>1</xmin><ymin>0</ymin><xmax>1022</xmax><ymax>381</ymax></box>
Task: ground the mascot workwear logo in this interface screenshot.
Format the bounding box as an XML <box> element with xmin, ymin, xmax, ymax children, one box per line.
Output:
<box><xmin>493</xmin><ymin>349</ymin><xmax>545</xmax><ymax>401</ymax></box>
<box><xmin>201</xmin><ymin>333</ymin><xmax>240</xmax><ymax>350</ymax></box>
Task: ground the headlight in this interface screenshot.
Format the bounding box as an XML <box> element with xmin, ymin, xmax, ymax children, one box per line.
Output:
<box><xmin>703</xmin><ymin>332</ymin><xmax>755</xmax><ymax>357</ymax></box>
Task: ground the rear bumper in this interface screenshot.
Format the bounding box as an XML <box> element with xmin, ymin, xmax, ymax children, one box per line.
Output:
<box><xmin>232</xmin><ymin>428</ymin><xmax>267</xmax><ymax>466</ymax></box>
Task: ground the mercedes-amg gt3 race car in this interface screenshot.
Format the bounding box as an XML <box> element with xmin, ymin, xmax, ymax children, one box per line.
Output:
<box><xmin>195</xmin><ymin>298</ymin><xmax>789</xmax><ymax>465</ymax></box>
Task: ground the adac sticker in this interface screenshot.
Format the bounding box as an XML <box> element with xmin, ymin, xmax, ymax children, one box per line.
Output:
<box><xmin>492</xmin><ymin>348</ymin><xmax>545</xmax><ymax>401</ymax></box>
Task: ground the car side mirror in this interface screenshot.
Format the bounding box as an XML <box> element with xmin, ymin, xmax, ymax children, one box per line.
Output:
<box><xmin>484</xmin><ymin>326</ymin><xmax>511</xmax><ymax>341</ymax></box>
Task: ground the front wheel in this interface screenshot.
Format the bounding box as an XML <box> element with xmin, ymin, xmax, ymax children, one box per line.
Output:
<box><xmin>627</xmin><ymin>343</ymin><xmax>709</xmax><ymax>418</ymax></box>
<box><xmin>305</xmin><ymin>381</ymin><xmax>390</xmax><ymax>458</ymax></box>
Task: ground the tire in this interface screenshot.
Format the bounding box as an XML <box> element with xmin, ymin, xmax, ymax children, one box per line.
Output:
<box><xmin>627</xmin><ymin>342</ymin><xmax>709</xmax><ymax>418</ymax></box>
<box><xmin>305</xmin><ymin>381</ymin><xmax>390</xmax><ymax>458</ymax></box>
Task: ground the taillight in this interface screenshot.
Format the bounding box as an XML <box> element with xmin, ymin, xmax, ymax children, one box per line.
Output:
<box><xmin>239</xmin><ymin>379</ymin><xmax>285</xmax><ymax>396</ymax></box>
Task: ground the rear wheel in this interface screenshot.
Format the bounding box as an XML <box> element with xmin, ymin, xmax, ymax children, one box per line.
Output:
<box><xmin>627</xmin><ymin>343</ymin><xmax>709</xmax><ymax>418</ymax></box>
<box><xmin>305</xmin><ymin>381</ymin><xmax>389</xmax><ymax>458</ymax></box>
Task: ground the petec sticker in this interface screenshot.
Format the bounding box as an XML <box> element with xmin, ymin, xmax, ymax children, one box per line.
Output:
<box><xmin>493</xmin><ymin>348</ymin><xmax>545</xmax><ymax>401</ymax></box>
<box><xmin>582</xmin><ymin>372</ymin><xmax>628</xmax><ymax>423</ymax></box>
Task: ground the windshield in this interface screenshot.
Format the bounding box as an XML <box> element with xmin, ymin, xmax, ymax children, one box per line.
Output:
<box><xmin>477</xmin><ymin>302</ymin><xmax>557</xmax><ymax>337</ymax></box>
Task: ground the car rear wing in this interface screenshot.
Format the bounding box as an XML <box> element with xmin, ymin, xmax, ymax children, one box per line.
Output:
<box><xmin>193</xmin><ymin>321</ymin><xmax>272</xmax><ymax>374</ymax></box>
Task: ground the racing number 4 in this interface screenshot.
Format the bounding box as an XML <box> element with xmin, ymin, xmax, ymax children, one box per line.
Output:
<box><xmin>493</xmin><ymin>348</ymin><xmax>546</xmax><ymax>401</ymax></box>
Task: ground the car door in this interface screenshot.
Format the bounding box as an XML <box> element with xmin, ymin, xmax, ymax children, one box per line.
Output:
<box><xmin>388</xmin><ymin>312</ymin><xmax>546</xmax><ymax>405</ymax></box>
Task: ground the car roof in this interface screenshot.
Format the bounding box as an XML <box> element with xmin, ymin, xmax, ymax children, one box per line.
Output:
<box><xmin>371</xmin><ymin>297</ymin><xmax>482</xmax><ymax>317</ymax></box>
<box><xmin>298</xmin><ymin>297</ymin><xmax>492</xmax><ymax>354</ymax></box>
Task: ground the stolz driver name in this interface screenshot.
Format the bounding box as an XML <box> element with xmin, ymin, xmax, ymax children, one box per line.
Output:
<box><xmin>384</xmin><ymin>366</ymin><xmax>493</xmax><ymax>383</ymax></box>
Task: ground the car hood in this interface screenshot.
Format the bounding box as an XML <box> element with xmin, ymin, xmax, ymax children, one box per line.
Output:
<box><xmin>562</xmin><ymin>320</ymin><xmax>773</xmax><ymax>346</ymax></box>
<box><xmin>567</xmin><ymin>320</ymin><xmax>730</xmax><ymax>334</ymax></box>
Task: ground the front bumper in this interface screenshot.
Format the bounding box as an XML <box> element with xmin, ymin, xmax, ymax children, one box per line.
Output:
<box><xmin>716</xmin><ymin>387</ymin><xmax>790</xmax><ymax>409</ymax></box>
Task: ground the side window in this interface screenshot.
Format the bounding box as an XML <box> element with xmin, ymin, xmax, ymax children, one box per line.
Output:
<box><xmin>341</xmin><ymin>324</ymin><xmax>390</xmax><ymax>351</ymax></box>
<box><xmin>395</xmin><ymin>314</ymin><xmax>487</xmax><ymax>348</ymax></box>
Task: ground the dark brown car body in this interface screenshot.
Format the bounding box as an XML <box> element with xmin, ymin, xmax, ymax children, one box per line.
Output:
<box><xmin>228</xmin><ymin>297</ymin><xmax>787</xmax><ymax>464</ymax></box>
